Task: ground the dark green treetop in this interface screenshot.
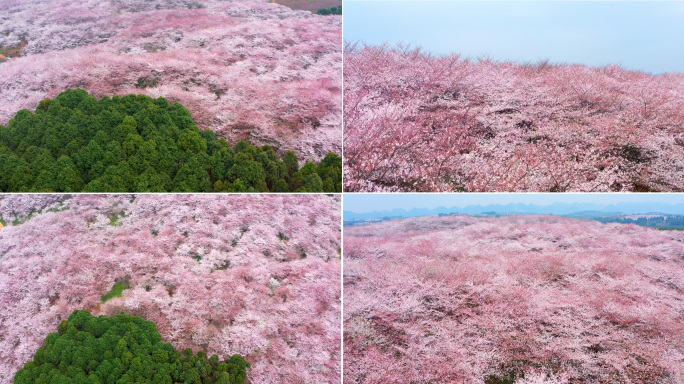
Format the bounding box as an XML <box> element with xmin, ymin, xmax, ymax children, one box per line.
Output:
<box><xmin>0</xmin><ymin>89</ymin><xmax>342</xmax><ymax>193</ymax></box>
<box><xmin>14</xmin><ymin>310</ymin><xmax>250</xmax><ymax>384</ymax></box>
<box><xmin>316</xmin><ymin>6</ymin><xmax>341</xmax><ymax>15</ymax></box>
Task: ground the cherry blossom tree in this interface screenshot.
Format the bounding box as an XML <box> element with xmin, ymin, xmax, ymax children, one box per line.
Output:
<box><xmin>344</xmin><ymin>44</ymin><xmax>684</xmax><ymax>191</ymax></box>
<box><xmin>344</xmin><ymin>215</ymin><xmax>684</xmax><ymax>383</ymax></box>
<box><xmin>0</xmin><ymin>194</ymin><xmax>341</xmax><ymax>384</ymax></box>
<box><xmin>0</xmin><ymin>0</ymin><xmax>342</xmax><ymax>162</ymax></box>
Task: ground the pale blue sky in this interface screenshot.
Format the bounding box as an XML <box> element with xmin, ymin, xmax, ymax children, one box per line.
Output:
<box><xmin>344</xmin><ymin>194</ymin><xmax>684</xmax><ymax>213</ymax></box>
<box><xmin>344</xmin><ymin>1</ymin><xmax>684</xmax><ymax>74</ymax></box>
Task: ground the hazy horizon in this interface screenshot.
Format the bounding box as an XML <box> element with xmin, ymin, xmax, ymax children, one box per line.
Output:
<box><xmin>344</xmin><ymin>194</ymin><xmax>684</xmax><ymax>215</ymax></box>
<box><xmin>344</xmin><ymin>1</ymin><xmax>684</xmax><ymax>74</ymax></box>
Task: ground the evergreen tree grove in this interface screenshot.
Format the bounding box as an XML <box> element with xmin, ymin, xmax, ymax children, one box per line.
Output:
<box><xmin>0</xmin><ymin>89</ymin><xmax>342</xmax><ymax>192</ymax></box>
<box><xmin>14</xmin><ymin>310</ymin><xmax>250</xmax><ymax>384</ymax></box>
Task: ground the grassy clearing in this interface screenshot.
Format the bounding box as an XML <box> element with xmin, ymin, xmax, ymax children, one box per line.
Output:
<box><xmin>47</xmin><ymin>203</ymin><xmax>70</xmax><ymax>213</ymax></box>
<box><xmin>12</xmin><ymin>212</ymin><xmax>35</xmax><ymax>226</ymax></box>
<box><xmin>0</xmin><ymin>38</ymin><xmax>28</xmax><ymax>60</ymax></box>
<box><xmin>2</xmin><ymin>203</ymin><xmax>70</xmax><ymax>227</ymax></box>
<box><xmin>109</xmin><ymin>211</ymin><xmax>125</xmax><ymax>226</ymax></box>
<box><xmin>101</xmin><ymin>280</ymin><xmax>131</xmax><ymax>303</ymax></box>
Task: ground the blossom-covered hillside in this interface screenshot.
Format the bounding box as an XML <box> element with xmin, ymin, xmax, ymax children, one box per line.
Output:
<box><xmin>344</xmin><ymin>45</ymin><xmax>684</xmax><ymax>191</ymax></box>
<box><xmin>0</xmin><ymin>194</ymin><xmax>341</xmax><ymax>384</ymax></box>
<box><xmin>344</xmin><ymin>215</ymin><xmax>684</xmax><ymax>383</ymax></box>
<box><xmin>0</xmin><ymin>0</ymin><xmax>341</xmax><ymax>162</ymax></box>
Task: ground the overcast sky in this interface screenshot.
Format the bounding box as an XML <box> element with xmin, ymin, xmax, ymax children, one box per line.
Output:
<box><xmin>344</xmin><ymin>194</ymin><xmax>684</xmax><ymax>213</ymax></box>
<box><xmin>344</xmin><ymin>1</ymin><xmax>684</xmax><ymax>74</ymax></box>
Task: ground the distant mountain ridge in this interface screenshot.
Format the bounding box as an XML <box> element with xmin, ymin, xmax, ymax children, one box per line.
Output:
<box><xmin>344</xmin><ymin>202</ymin><xmax>684</xmax><ymax>220</ymax></box>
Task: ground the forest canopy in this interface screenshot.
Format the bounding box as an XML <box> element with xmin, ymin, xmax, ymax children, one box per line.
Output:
<box><xmin>0</xmin><ymin>89</ymin><xmax>342</xmax><ymax>192</ymax></box>
<box><xmin>14</xmin><ymin>310</ymin><xmax>250</xmax><ymax>384</ymax></box>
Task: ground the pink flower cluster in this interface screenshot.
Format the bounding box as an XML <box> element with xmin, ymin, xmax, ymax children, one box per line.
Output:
<box><xmin>344</xmin><ymin>45</ymin><xmax>684</xmax><ymax>191</ymax></box>
<box><xmin>0</xmin><ymin>194</ymin><xmax>341</xmax><ymax>384</ymax></box>
<box><xmin>0</xmin><ymin>0</ymin><xmax>341</xmax><ymax>162</ymax></box>
<box><xmin>344</xmin><ymin>215</ymin><xmax>684</xmax><ymax>383</ymax></box>
<box><xmin>0</xmin><ymin>194</ymin><xmax>70</xmax><ymax>220</ymax></box>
